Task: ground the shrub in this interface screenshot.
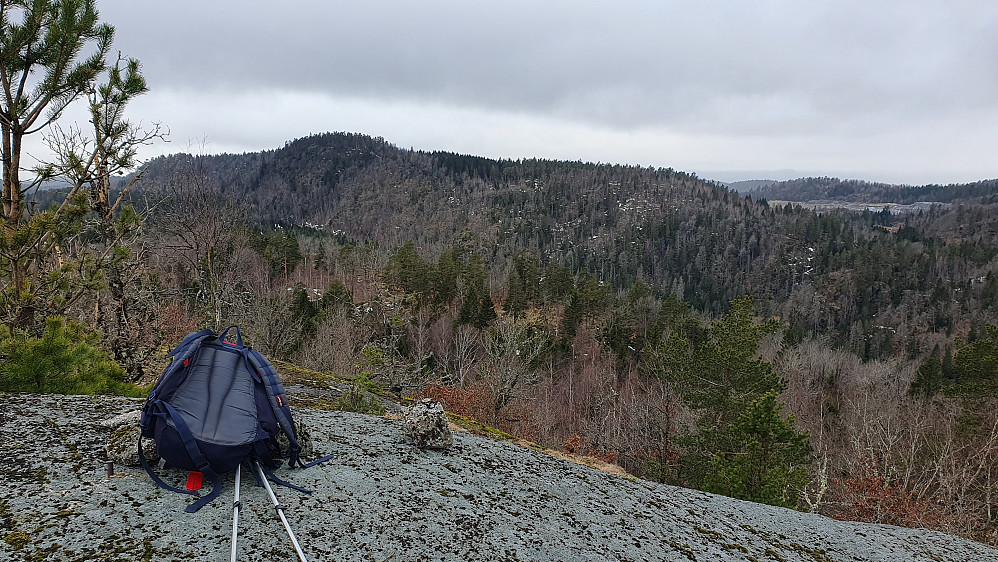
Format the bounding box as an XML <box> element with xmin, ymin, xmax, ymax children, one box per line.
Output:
<box><xmin>332</xmin><ymin>373</ymin><xmax>386</xmax><ymax>415</ymax></box>
<box><xmin>0</xmin><ymin>316</ymin><xmax>144</xmax><ymax>396</ymax></box>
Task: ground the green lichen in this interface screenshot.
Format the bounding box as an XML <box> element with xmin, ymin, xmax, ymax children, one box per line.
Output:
<box><xmin>3</xmin><ymin>530</ymin><xmax>30</xmax><ymax>549</ymax></box>
<box><xmin>665</xmin><ymin>540</ymin><xmax>697</xmax><ymax>562</ymax></box>
<box><xmin>31</xmin><ymin>467</ymin><xmax>49</xmax><ymax>484</ymax></box>
<box><xmin>693</xmin><ymin>525</ymin><xmax>725</xmax><ymax>540</ymax></box>
<box><xmin>764</xmin><ymin>547</ymin><xmax>787</xmax><ymax>561</ymax></box>
<box><xmin>786</xmin><ymin>543</ymin><xmax>835</xmax><ymax>562</ymax></box>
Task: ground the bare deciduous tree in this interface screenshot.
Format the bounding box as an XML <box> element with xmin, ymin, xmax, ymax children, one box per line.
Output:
<box><xmin>478</xmin><ymin>314</ymin><xmax>546</xmax><ymax>423</ymax></box>
<box><xmin>153</xmin><ymin>153</ymin><xmax>251</xmax><ymax>329</ymax></box>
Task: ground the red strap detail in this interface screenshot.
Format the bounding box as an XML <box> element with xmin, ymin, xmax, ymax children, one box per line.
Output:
<box><xmin>183</xmin><ymin>358</ymin><xmax>189</xmax><ymax>367</ymax></box>
<box><xmin>185</xmin><ymin>471</ymin><xmax>203</xmax><ymax>491</ymax></box>
<box><xmin>276</xmin><ymin>395</ymin><xmax>285</xmax><ymax>407</ymax></box>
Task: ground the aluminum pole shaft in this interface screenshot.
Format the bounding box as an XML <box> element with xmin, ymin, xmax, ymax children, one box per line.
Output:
<box><xmin>254</xmin><ymin>461</ymin><xmax>308</xmax><ymax>562</ymax></box>
<box><xmin>230</xmin><ymin>464</ymin><xmax>241</xmax><ymax>562</ymax></box>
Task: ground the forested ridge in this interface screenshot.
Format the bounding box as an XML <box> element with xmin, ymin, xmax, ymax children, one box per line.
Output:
<box><xmin>127</xmin><ymin>132</ymin><xmax>998</xmax><ymax>352</ymax></box>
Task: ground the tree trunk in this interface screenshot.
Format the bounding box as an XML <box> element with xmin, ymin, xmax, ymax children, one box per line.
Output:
<box><xmin>2</xmin><ymin>123</ymin><xmax>33</xmax><ymax>328</ymax></box>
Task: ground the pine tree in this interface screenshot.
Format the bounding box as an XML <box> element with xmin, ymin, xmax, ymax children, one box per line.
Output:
<box><xmin>652</xmin><ymin>296</ymin><xmax>784</xmax><ymax>488</ymax></box>
<box><xmin>671</xmin><ymin>296</ymin><xmax>781</xmax><ymax>418</ymax></box>
<box><xmin>909</xmin><ymin>345</ymin><xmax>943</xmax><ymax>397</ymax></box>
<box><xmin>702</xmin><ymin>390</ymin><xmax>812</xmax><ymax>509</ymax></box>
<box><xmin>0</xmin><ymin>1</ymin><xmax>161</xmax><ymax>382</ymax></box>
<box><xmin>0</xmin><ymin>0</ymin><xmax>123</xmax><ymax>329</ymax></box>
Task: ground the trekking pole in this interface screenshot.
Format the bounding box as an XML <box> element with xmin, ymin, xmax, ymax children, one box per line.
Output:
<box><xmin>254</xmin><ymin>461</ymin><xmax>308</xmax><ymax>562</ymax></box>
<box><xmin>230</xmin><ymin>464</ymin><xmax>241</xmax><ymax>562</ymax></box>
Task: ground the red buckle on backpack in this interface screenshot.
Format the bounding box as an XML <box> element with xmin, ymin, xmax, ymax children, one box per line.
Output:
<box><xmin>276</xmin><ymin>395</ymin><xmax>285</xmax><ymax>407</ymax></box>
<box><xmin>185</xmin><ymin>471</ymin><xmax>203</xmax><ymax>491</ymax></box>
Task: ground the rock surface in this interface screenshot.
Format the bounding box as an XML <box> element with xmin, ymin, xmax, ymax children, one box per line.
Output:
<box><xmin>1</xmin><ymin>393</ymin><xmax>997</xmax><ymax>562</ymax></box>
<box><xmin>104</xmin><ymin>422</ymin><xmax>159</xmax><ymax>467</ymax></box>
<box><xmin>404</xmin><ymin>398</ymin><xmax>454</xmax><ymax>449</ymax></box>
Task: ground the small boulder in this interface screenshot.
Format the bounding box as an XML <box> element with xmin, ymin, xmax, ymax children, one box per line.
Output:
<box><xmin>100</xmin><ymin>409</ymin><xmax>141</xmax><ymax>430</ymax></box>
<box><xmin>405</xmin><ymin>398</ymin><xmax>453</xmax><ymax>449</ymax></box>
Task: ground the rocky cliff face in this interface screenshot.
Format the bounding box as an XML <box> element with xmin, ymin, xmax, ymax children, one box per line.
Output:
<box><xmin>2</xmin><ymin>393</ymin><xmax>997</xmax><ymax>562</ymax></box>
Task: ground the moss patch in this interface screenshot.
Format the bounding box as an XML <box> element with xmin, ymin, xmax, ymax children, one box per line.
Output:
<box><xmin>3</xmin><ymin>530</ymin><xmax>30</xmax><ymax>549</ymax></box>
<box><xmin>271</xmin><ymin>359</ymin><xmax>344</xmax><ymax>388</ymax></box>
<box><xmin>445</xmin><ymin>412</ymin><xmax>515</xmax><ymax>440</ymax></box>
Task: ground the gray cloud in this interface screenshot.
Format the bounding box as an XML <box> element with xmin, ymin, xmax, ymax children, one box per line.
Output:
<box><xmin>90</xmin><ymin>0</ymin><xmax>998</xmax><ymax>183</ymax></box>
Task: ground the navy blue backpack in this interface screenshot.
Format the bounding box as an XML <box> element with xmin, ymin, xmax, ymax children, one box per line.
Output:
<box><xmin>139</xmin><ymin>325</ymin><xmax>328</xmax><ymax>512</ymax></box>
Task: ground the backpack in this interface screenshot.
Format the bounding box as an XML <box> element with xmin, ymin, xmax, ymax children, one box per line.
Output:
<box><xmin>138</xmin><ymin>325</ymin><xmax>326</xmax><ymax>512</ymax></box>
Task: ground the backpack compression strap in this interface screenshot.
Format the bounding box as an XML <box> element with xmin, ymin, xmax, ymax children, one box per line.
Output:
<box><xmin>256</xmin><ymin>461</ymin><xmax>313</xmax><ymax>494</ymax></box>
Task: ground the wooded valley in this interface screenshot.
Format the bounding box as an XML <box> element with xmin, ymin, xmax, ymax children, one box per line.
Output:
<box><xmin>9</xmin><ymin>131</ymin><xmax>998</xmax><ymax>543</ymax></box>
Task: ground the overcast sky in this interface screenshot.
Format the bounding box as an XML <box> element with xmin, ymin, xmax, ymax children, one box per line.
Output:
<box><xmin>74</xmin><ymin>0</ymin><xmax>998</xmax><ymax>185</ymax></box>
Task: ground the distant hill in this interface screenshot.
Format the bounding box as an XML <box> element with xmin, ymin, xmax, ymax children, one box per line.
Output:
<box><xmin>747</xmin><ymin>176</ymin><xmax>998</xmax><ymax>204</ymax></box>
<box><xmin>125</xmin><ymin>132</ymin><xmax>998</xmax><ymax>351</ymax></box>
<box><xmin>129</xmin><ymin>132</ymin><xmax>798</xmax><ymax>313</ymax></box>
<box><xmin>725</xmin><ymin>179</ymin><xmax>778</xmax><ymax>193</ymax></box>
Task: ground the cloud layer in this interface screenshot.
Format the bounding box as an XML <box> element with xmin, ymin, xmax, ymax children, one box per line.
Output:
<box><xmin>91</xmin><ymin>0</ymin><xmax>998</xmax><ymax>184</ymax></box>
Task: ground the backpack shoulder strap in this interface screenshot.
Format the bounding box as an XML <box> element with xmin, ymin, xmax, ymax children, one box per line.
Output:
<box><xmin>137</xmin><ymin>434</ymin><xmax>197</xmax><ymax>496</ymax></box>
<box><xmin>141</xmin><ymin>399</ymin><xmax>223</xmax><ymax>513</ymax></box>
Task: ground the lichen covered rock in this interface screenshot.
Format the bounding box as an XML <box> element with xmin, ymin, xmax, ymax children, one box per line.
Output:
<box><xmin>105</xmin><ymin>416</ymin><xmax>158</xmax><ymax>467</ymax></box>
<box><xmin>5</xmin><ymin>394</ymin><xmax>998</xmax><ymax>561</ymax></box>
<box><xmin>405</xmin><ymin>398</ymin><xmax>453</xmax><ymax>449</ymax></box>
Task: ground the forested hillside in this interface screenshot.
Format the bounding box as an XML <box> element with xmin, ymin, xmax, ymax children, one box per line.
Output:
<box><xmin>129</xmin><ymin>132</ymin><xmax>998</xmax><ymax>352</ymax></box>
<box><xmin>12</xmin><ymin>131</ymin><xmax>998</xmax><ymax>545</ymax></box>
